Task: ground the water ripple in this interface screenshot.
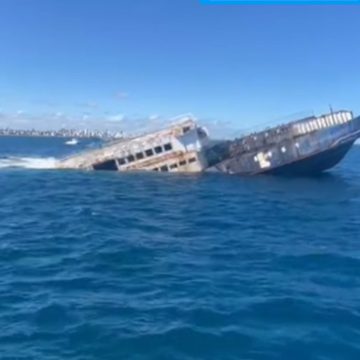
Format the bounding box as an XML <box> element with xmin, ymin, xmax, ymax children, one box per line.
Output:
<box><xmin>1</xmin><ymin>141</ymin><xmax>360</xmax><ymax>359</ymax></box>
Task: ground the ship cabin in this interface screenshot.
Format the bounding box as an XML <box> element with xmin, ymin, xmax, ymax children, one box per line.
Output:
<box><xmin>57</xmin><ymin>117</ymin><xmax>210</xmax><ymax>173</ymax></box>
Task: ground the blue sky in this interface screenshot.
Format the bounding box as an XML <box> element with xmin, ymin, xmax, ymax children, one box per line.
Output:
<box><xmin>0</xmin><ymin>0</ymin><xmax>359</xmax><ymax>135</ymax></box>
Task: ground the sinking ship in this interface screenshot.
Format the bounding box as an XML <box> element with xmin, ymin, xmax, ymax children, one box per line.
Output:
<box><xmin>207</xmin><ymin>110</ymin><xmax>360</xmax><ymax>175</ymax></box>
<box><xmin>57</xmin><ymin>116</ymin><xmax>210</xmax><ymax>172</ymax></box>
<box><xmin>57</xmin><ymin>110</ymin><xmax>360</xmax><ymax>176</ymax></box>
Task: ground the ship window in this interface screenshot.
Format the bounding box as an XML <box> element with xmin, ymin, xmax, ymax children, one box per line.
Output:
<box><xmin>164</xmin><ymin>143</ymin><xmax>172</xmax><ymax>151</ymax></box>
<box><xmin>154</xmin><ymin>146</ymin><xmax>163</xmax><ymax>154</ymax></box>
<box><xmin>135</xmin><ymin>152</ymin><xmax>144</xmax><ymax>160</ymax></box>
<box><xmin>183</xmin><ymin>126</ymin><xmax>190</xmax><ymax>134</ymax></box>
<box><xmin>153</xmin><ymin>168</ymin><xmax>159</xmax><ymax>171</ymax></box>
<box><xmin>169</xmin><ymin>163</ymin><xmax>178</xmax><ymax>169</ymax></box>
<box><xmin>179</xmin><ymin>160</ymin><xmax>186</xmax><ymax>166</ymax></box>
<box><xmin>160</xmin><ymin>165</ymin><xmax>168</xmax><ymax>172</ymax></box>
<box><xmin>188</xmin><ymin>157</ymin><xmax>196</xmax><ymax>163</ymax></box>
<box><xmin>145</xmin><ymin>149</ymin><xmax>154</xmax><ymax>157</ymax></box>
<box><xmin>281</xmin><ymin>146</ymin><xmax>287</xmax><ymax>153</ymax></box>
<box><xmin>117</xmin><ymin>157</ymin><xmax>126</xmax><ymax>165</ymax></box>
<box><xmin>127</xmin><ymin>154</ymin><xmax>135</xmax><ymax>162</ymax></box>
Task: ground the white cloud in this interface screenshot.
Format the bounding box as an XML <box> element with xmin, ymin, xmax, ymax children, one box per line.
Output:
<box><xmin>201</xmin><ymin>118</ymin><xmax>237</xmax><ymax>139</ymax></box>
<box><xmin>106</xmin><ymin>113</ymin><xmax>125</xmax><ymax>122</ymax></box>
<box><xmin>0</xmin><ymin>111</ymin><xmax>233</xmax><ymax>138</ymax></box>
<box><xmin>13</xmin><ymin>118</ymin><xmax>30</xmax><ymax>124</ymax></box>
<box><xmin>149</xmin><ymin>114</ymin><xmax>160</xmax><ymax>121</ymax></box>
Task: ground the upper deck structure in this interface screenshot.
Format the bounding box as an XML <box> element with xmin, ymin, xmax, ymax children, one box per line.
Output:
<box><xmin>57</xmin><ymin>116</ymin><xmax>210</xmax><ymax>173</ymax></box>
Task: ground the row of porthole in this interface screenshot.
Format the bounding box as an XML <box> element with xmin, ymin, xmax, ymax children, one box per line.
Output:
<box><xmin>294</xmin><ymin>112</ymin><xmax>352</xmax><ymax>135</ymax></box>
<box><xmin>117</xmin><ymin>142</ymin><xmax>173</xmax><ymax>166</ymax></box>
<box><xmin>153</xmin><ymin>157</ymin><xmax>197</xmax><ymax>172</ymax></box>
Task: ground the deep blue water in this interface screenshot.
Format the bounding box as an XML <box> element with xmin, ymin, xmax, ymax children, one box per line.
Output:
<box><xmin>0</xmin><ymin>136</ymin><xmax>360</xmax><ymax>360</ymax></box>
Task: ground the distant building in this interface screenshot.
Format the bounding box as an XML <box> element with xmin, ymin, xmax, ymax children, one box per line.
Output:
<box><xmin>0</xmin><ymin>127</ymin><xmax>123</xmax><ymax>140</ymax></box>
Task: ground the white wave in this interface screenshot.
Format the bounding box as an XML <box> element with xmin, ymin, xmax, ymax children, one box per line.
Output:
<box><xmin>0</xmin><ymin>156</ymin><xmax>57</xmax><ymax>169</ymax></box>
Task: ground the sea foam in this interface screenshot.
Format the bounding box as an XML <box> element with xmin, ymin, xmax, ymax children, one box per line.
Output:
<box><xmin>0</xmin><ymin>156</ymin><xmax>57</xmax><ymax>169</ymax></box>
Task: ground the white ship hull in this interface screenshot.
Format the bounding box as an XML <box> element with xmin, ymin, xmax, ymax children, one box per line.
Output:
<box><xmin>57</xmin><ymin>117</ymin><xmax>209</xmax><ymax>173</ymax></box>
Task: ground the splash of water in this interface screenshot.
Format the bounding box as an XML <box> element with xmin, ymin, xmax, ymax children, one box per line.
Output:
<box><xmin>0</xmin><ymin>156</ymin><xmax>57</xmax><ymax>169</ymax></box>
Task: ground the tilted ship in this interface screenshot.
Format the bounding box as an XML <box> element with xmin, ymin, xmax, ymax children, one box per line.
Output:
<box><xmin>57</xmin><ymin>110</ymin><xmax>360</xmax><ymax>176</ymax></box>
<box><xmin>57</xmin><ymin>116</ymin><xmax>211</xmax><ymax>173</ymax></box>
<box><xmin>207</xmin><ymin>110</ymin><xmax>360</xmax><ymax>175</ymax></box>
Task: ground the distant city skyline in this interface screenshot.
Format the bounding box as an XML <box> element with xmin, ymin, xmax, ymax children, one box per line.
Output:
<box><xmin>1</xmin><ymin>1</ymin><xmax>359</xmax><ymax>137</ymax></box>
<box><xmin>0</xmin><ymin>126</ymin><xmax>123</xmax><ymax>139</ymax></box>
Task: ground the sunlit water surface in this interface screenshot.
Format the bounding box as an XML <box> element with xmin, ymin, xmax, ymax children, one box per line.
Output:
<box><xmin>0</xmin><ymin>136</ymin><xmax>359</xmax><ymax>360</ymax></box>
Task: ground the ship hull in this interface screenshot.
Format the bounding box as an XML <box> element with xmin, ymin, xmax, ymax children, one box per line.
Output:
<box><xmin>261</xmin><ymin>139</ymin><xmax>354</xmax><ymax>176</ymax></box>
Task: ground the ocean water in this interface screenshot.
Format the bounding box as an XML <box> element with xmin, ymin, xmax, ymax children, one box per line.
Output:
<box><xmin>0</xmin><ymin>136</ymin><xmax>360</xmax><ymax>360</ymax></box>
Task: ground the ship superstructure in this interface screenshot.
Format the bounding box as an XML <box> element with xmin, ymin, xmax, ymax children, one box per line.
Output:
<box><xmin>57</xmin><ymin>116</ymin><xmax>210</xmax><ymax>173</ymax></box>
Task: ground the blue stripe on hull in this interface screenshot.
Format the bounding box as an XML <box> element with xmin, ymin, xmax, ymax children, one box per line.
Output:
<box><xmin>262</xmin><ymin>140</ymin><xmax>355</xmax><ymax>176</ymax></box>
